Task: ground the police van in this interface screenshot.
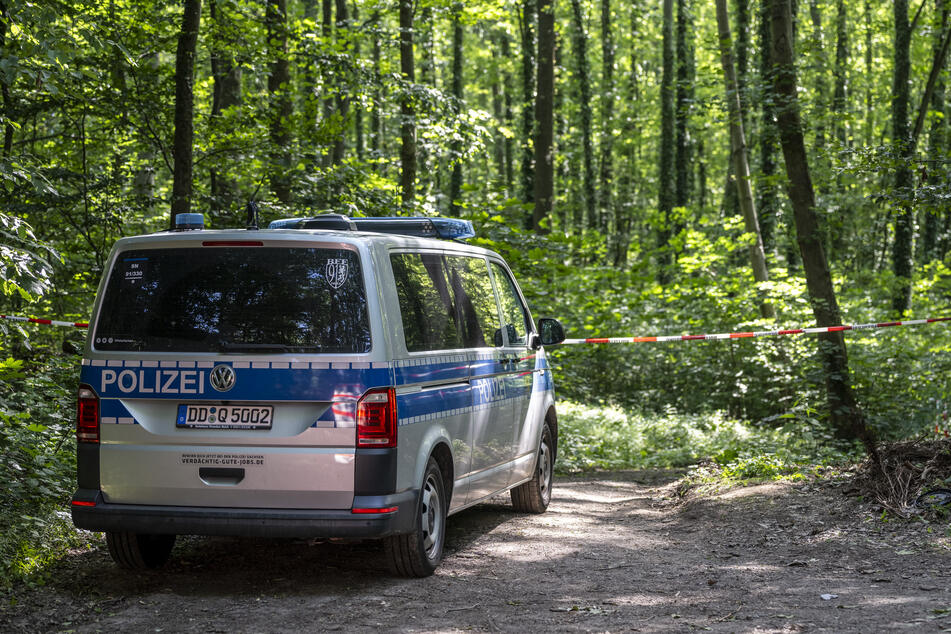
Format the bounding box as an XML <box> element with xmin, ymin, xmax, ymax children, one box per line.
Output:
<box><xmin>72</xmin><ymin>213</ymin><xmax>565</xmax><ymax>577</ymax></box>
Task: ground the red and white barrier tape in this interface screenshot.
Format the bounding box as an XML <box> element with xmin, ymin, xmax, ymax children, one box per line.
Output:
<box><xmin>563</xmin><ymin>317</ymin><xmax>951</xmax><ymax>344</ymax></box>
<box><xmin>0</xmin><ymin>314</ymin><xmax>88</xmax><ymax>329</ymax></box>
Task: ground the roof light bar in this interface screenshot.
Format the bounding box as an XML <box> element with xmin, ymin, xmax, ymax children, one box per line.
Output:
<box><xmin>267</xmin><ymin>215</ymin><xmax>476</xmax><ymax>241</ymax></box>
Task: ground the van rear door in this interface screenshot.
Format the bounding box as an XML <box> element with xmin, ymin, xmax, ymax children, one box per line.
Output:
<box><xmin>83</xmin><ymin>243</ymin><xmax>379</xmax><ymax>510</ymax></box>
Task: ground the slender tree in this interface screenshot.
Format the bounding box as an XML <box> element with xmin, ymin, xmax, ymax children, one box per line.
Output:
<box><xmin>569</xmin><ymin>0</ymin><xmax>595</xmax><ymax>230</ymax></box>
<box><xmin>891</xmin><ymin>0</ymin><xmax>914</xmax><ymax>314</ymax></box>
<box><xmin>533</xmin><ymin>0</ymin><xmax>554</xmax><ymax>233</ymax></box>
<box><xmin>768</xmin><ymin>0</ymin><xmax>878</xmax><ymax>459</ymax></box>
<box><xmin>331</xmin><ymin>0</ymin><xmax>350</xmax><ymax>165</ymax></box>
<box><xmin>674</xmin><ymin>0</ymin><xmax>694</xmax><ymax>210</ymax></box>
<box><xmin>0</xmin><ymin>1</ymin><xmax>14</xmax><ymax>158</ymax></box>
<box><xmin>170</xmin><ymin>0</ymin><xmax>202</xmax><ymax>226</ymax></box>
<box><xmin>399</xmin><ymin>0</ymin><xmax>416</xmax><ymax>211</ymax></box>
<box><xmin>518</xmin><ymin>0</ymin><xmax>536</xmax><ymax>212</ymax></box>
<box><xmin>923</xmin><ymin>0</ymin><xmax>950</xmax><ymax>261</ymax></box>
<box><xmin>267</xmin><ymin>0</ymin><xmax>292</xmax><ymax>203</ymax></box>
<box><xmin>658</xmin><ymin>0</ymin><xmax>676</xmax><ymax>275</ymax></box>
<box><xmin>716</xmin><ymin>0</ymin><xmax>774</xmax><ymax>319</ymax></box>
<box><xmin>449</xmin><ymin>3</ymin><xmax>464</xmax><ymax>212</ymax></box>
<box><xmin>758</xmin><ymin>0</ymin><xmax>779</xmax><ymax>254</ymax></box>
<box><xmin>209</xmin><ymin>0</ymin><xmax>242</xmax><ymax>212</ymax></box>
<box><xmin>599</xmin><ymin>0</ymin><xmax>616</xmax><ymax>234</ymax></box>
<box><xmin>831</xmin><ymin>0</ymin><xmax>848</xmax><ymax>147</ymax></box>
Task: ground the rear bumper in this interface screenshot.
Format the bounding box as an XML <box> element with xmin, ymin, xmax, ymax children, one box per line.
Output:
<box><xmin>70</xmin><ymin>488</ymin><xmax>417</xmax><ymax>539</ymax></box>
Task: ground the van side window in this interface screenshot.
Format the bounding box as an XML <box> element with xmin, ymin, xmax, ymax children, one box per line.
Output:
<box><xmin>391</xmin><ymin>253</ymin><xmax>464</xmax><ymax>352</ymax></box>
<box><xmin>491</xmin><ymin>262</ymin><xmax>530</xmax><ymax>346</ymax></box>
<box><xmin>448</xmin><ymin>256</ymin><xmax>501</xmax><ymax>348</ymax></box>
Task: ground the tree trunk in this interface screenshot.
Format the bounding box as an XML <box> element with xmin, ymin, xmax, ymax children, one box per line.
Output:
<box><xmin>808</xmin><ymin>0</ymin><xmax>827</xmax><ymax>155</ymax></box>
<box><xmin>768</xmin><ymin>0</ymin><xmax>878</xmax><ymax>459</ymax></box>
<box><xmin>891</xmin><ymin>0</ymin><xmax>914</xmax><ymax>315</ymax></box>
<box><xmin>614</xmin><ymin>0</ymin><xmax>640</xmax><ymax>266</ymax></box>
<box><xmin>450</xmin><ymin>3</ymin><xmax>464</xmax><ymax>213</ymax></box>
<box><xmin>923</xmin><ymin>0</ymin><xmax>950</xmax><ymax>261</ymax></box>
<box><xmin>569</xmin><ymin>0</ymin><xmax>595</xmax><ymax>230</ymax></box>
<box><xmin>518</xmin><ymin>0</ymin><xmax>536</xmax><ymax>215</ymax></box>
<box><xmin>758</xmin><ymin>0</ymin><xmax>779</xmax><ymax>254</ymax></box>
<box><xmin>864</xmin><ymin>0</ymin><xmax>873</xmax><ymax>146</ymax></box>
<box><xmin>716</xmin><ymin>0</ymin><xmax>774</xmax><ymax>319</ymax></box>
<box><xmin>832</xmin><ymin>0</ymin><xmax>848</xmax><ymax>147</ymax></box>
<box><xmin>0</xmin><ymin>0</ymin><xmax>14</xmax><ymax>158</ymax></box>
<box><xmin>599</xmin><ymin>0</ymin><xmax>615</xmax><ymax>235</ymax></box>
<box><xmin>533</xmin><ymin>0</ymin><xmax>554</xmax><ymax>233</ymax></box>
<box><xmin>170</xmin><ymin>0</ymin><xmax>202</xmax><ymax>225</ymax></box>
<box><xmin>267</xmin><ymin>0</ymin><xmax>292</xmax><ymax>204</ymax></box>
<box><xmin>658</xmin><ymin>0</ymin><xmax>675</xmax><ymax>276</ymax></box>
<box><xmin>321</xmin><ymin>0</ymin><xmax>333</xmax><ymax>168</ymax></box>
<box><xmin>735</xmin><ymin>0</ymin><xmax>750</xmax><ymax>130</ymax></box>
<box><xmin>370</xmin><ymin>10</ymin><xmax>381</xmax><ymax>156</ymax></box>
<box><xmin>331</xmin><ymin>0</ymin><xmax>350</xmax><ymax>165</ymax></box>
<box><xmin>352</xmin><ymin>2</ymin><xmax>363</xmax><ymax>161</ymax></box>
<box><xmin>399</xmin><ymin>0</ymin><xmax>416</xmax><ymax>212</ymax></box>
<box><xmin>491</xmin><ymin>30</ymin><xmax>506</xmax><ymax>189</ymax></box>
<box><xmin>209</xmin><ymin>0</ymin><xmax>242</xmax><ymax>213</ymax></box>
<box><xmin>501</xmin><ymin>32</ymin><xmax>516</xmax><ymax>195</ymax></box>
<box><xmin>674</xmin><ymin>0</ymin><xmax>694</xmax><ymax>210</ymax></box>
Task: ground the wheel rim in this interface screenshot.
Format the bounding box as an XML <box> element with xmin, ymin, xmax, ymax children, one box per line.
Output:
<box><xmin>420</xmin><ymin>473</ymin><xmax>443</xmax><ymax>559</ymax></box>
<box><xmin>539</xmin><ymin>432</ymin><xmax>553</xmax><ymax>505</ymax></box>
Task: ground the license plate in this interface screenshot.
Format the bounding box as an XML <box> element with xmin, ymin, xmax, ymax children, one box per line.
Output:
<box><xmin>176</xmin><ymin>404</ymin><xmax>273</xmax><ymax>430</ymax></box>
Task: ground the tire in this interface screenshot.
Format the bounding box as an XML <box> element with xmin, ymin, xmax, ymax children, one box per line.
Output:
<box><xmin>385</xmin><ymin>457</ymin><xmax>446</xmax><ymax>577</ymax></box>
<box><xmin>106</xmin><ymin>531</ymin><xmax>176</xmax><ymax>570</ymax></box>
<box><xmin>511</xmin><ymin>422</ymin><xmax>554</xmax><ymax>513</ymax></box>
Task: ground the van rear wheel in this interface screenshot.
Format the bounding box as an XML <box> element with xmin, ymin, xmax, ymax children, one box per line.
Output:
<box><xmin>511</xmin><ymin>423</ymin><xmax>554</xmax><ymax>513</ymax></box>
<box><xmin>385</xmin><ymin>457</ymin><xmax>446</xmax><ymax>577</ymax></box>
<box><xmin>106</xmin><ymin>531</ymin><xmax>176</xmax><ymax>570</ymax></box>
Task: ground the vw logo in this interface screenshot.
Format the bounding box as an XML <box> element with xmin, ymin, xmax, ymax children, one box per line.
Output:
<box><xmin>209</xmin><ymin>364</ymin><xmax>236</xmax><ymax>392</ymax></box>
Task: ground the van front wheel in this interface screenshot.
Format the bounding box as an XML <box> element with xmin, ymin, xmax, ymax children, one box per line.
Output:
<box><xmin>106</xmin><ymin>531</ymin><xmax>176</xmax><ymax>570</ymax></box>
<box><xmin>385</xmin><ymin>457</ymin><xmax>446</xmax><ymax>577</ymax></box>
<box><xmin>511</xmin><ymin>423</ymin><xmax>554</xmax><ymax>513</ymax></box>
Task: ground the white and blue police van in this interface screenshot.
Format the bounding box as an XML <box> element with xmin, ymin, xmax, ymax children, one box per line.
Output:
<box><xmin>72</xmin><ymin>212</ymin><xmax>565</xmax><ymax>577</ymax></box>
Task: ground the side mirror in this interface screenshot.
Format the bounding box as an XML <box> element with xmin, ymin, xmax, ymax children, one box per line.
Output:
<box><xmin>537</xmin><ymin>318</ymin><xmax>566</xmax><ymax>346</ymax></box>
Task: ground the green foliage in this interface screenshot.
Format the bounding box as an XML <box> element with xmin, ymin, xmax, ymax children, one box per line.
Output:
<box><xmin>556</xmin><ymin>401</ymin><xmax>860</xmax><ymax>475</ymax></box>
<box><xmin>0</xmin><ymin>350</ymin><xmax>83</xmax><ymax>584</ymax></box>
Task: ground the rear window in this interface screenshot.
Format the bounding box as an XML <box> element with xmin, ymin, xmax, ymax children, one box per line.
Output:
<box><xmin>93</xmin><ymin>247</ymin><xmax>370</xmax><ymax>353</ymax></box>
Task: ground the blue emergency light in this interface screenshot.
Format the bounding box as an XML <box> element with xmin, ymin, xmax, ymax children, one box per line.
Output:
<box><xmin>174</xmin><ymin>213</ymin><xmax>204</xmax><ymax>230</ymax></box>
<box><xmin>268</xmin><ymin>215</ymin><xmax>476</xmax><ymax>241</ymax></box>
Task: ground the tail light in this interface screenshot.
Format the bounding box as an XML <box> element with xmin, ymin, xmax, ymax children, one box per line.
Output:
<box><xmin>77</xmin><ymin>385</ymin><xmax>99</xmax><ymax>443</ymax></box>
<box><xmin>356</xmin><ymin>387</ymin><xmax>397</xmax><ymax>448</ymax></box>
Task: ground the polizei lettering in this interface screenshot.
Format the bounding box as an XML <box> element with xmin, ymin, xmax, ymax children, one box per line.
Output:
<box><xmin>101</xmin><ymin>369</ymin><xmax>207</xmax><ymax>395</ymax></box>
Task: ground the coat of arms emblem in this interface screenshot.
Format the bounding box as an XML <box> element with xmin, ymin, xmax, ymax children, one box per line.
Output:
<box><xmin>326</xmin><ymin>258</ymin><xmax>349</xmax><ymax>289</ymax></box>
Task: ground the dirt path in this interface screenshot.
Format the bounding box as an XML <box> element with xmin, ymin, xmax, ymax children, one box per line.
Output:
<box><xmin>4</xmin><ymin>471</ymin><xmax>951</xmax><ymax>632</ymax></box>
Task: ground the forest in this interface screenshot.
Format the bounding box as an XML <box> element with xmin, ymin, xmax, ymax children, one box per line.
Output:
<box><xmin>0</xmin><ymin>0</ymin><xmax>950</xmax><ymax>581</ymax></box>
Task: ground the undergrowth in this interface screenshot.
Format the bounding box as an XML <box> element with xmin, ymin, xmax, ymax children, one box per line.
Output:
<box><xmin>555</xmin><ymin>400</ymin><xmax>862</xmax><ymax>478</ymax></box>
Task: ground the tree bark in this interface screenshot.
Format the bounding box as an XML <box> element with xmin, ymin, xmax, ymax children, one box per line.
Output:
<box><xmin>331</xmin><ymin>0</ymin><xmax>350</xmax><ymax>165</ymax></box>
<box><xmin>0</xmin><ymin>0</ymin><xmax>14</xmax><ymax>158</ymax></box>
<box><xmin>501</xmin><ymin>32</ymin><xmax>516</xmax><ymax>194</ymax></box>
<box><xmin>518</xmin><ymin>0</ymin><xmax>536</xmax><ymax>217</ymax></box>
<box><xmin>399</xmin><ymin>0</ymin><xmax>416</xmax><ymax>212</ymax></box>
<box><xmin>891</xmin><ymin>0</ymin><xmax>914</xmax><ymax>315</ymax></box>
<box><xmin>758</xmin><ymin>0</ymin><xmax>779</xmax><ymax>254</ymax></box>
<box><xmin>569</xmin><ymin>0</ymin><xmax>595</xmax><ymax>230</ymax></box>
<box><xmin>658</xmin><ymin>0</ymin><xmax>675</xmax><ymax>276</ymax></box>
<box><xmin>674</xmin><ymin>0</ymin><xmax>694</xmax><ymax>210</ymax></box>
<box><xmin>832</xmin><ymin>0</ymin><xmax>848</xmax><ymax>147</ymax></box>
<box><xmin>768</xmin><ymin>0</ymin><xmax>878</xmax><ymax>459</ymax></box>
<box><xmin>352</xmin><ymin>2</ymin><xmax>363</xmax><ymax>161</ymax></box>
<box><xmin>267</xmin><ymin>0</ymin><xmax>292</xmax><ymax>204</ymax></box>
<box><xmin>599</xmin><ymin>0</ymin><xmax>615</xmax><ymax>235</ymax></box>
<box><xmin>209</xmin><ymin>0</ymin><xmax>242</xmax><ymax>212</ymax></box>
<box><xmin>370</xmin><ymin>9</ymin><xmax>381</xmax><ymax>156</ymax></box>
<box><xmin>716</xmin><ymin>0</ymin><xmax>774</xmax><ymax>319</ymax></box>
<box><xmin>923</xmin><ymin>0</ymin><xmax>950</xmax><ymax>261</ymax></box>
<box><xmin>450</xmin><ymin>3</ymin><xmax>464</xmax><ymax>213</ymax></box>
<box><xmin>170</xmin><ymin>0</ymin><xmax>202</xmax><ymax>225</ymax></box>
<box><xmin>533</xmin><ymin>0</ymin><xmax>554</xmax><ymax>233</ymax></box>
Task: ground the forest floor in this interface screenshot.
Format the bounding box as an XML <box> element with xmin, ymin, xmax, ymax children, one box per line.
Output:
<box><xmin>3</xmin><ymin>470</ymin><xmax>951</xmax><ymax>633</ymax></box>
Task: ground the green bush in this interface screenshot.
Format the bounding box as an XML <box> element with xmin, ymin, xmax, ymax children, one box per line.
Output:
<box><xmin>555</xmin><ymin>401</ymin><xmax>860</xmax><ymax>474</ymax></box>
